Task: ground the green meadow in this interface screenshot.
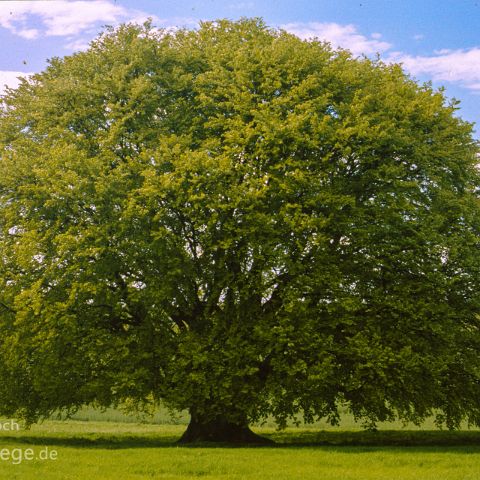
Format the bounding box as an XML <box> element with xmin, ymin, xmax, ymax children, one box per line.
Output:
<box><xmin>0</xmin><ymin>409</ymin><xmax>478</xmax><ymax>479</ymax></box>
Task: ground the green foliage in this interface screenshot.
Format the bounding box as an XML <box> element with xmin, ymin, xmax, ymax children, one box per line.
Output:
<box><xmin>0</xmin><ymin>18</ymin><xmax>479</xmax><ymax>430</ymax></box>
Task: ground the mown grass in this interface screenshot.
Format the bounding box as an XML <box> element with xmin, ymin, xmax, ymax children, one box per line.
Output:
<box><xmin>0</xmin><ymin>411</ymin><xmax>478</xmax><ymax>479</ymax></box>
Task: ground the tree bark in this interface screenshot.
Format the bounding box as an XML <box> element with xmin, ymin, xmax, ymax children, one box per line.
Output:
<box><xmin>178</xmin><ymin>411</ymin><xmax>273</xmax><ymax>444</ymax></box>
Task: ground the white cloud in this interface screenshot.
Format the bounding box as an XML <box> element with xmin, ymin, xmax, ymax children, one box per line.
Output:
<box><xmin>281</xmin><ymin>21</ymin><xmax>480</xmax><ymax>95</ymax></box>
<box><xmin>0</xmin><ymin>71</ymin><xmax>32</xmax><ymax>95</ymax></box>
<box><xmin>64</xmin><ymin>38</ymin><xmax>91</xmax><ymax>52</ymax></box>
<box><xmin>0</xmin><ymin>1</ymin><xmax>157</xmax><ymax>44</ymax></box>
<box><xmin>413</xmin><ymin>34</ymin><xmax>424</xmax><ymax>41</ymax></box>
<box><xmin>281</xmin><ymin>22</ymin><xmax>392</xmax><ymax>56</ymax></box>
<box><xmin>228</xmin><ymin>2</ymin><xmax>255</xmax><ymax>9</ymax></box>
<box><xmin>389</xmin><ymin>48</ymin><xmax>480</xmax><ymax>92</ymax></box>
<box><xmin>17</xmin><ymin>28</ymin><xmax>39</xmax><ymax>39</ymax></box>
<box><xmin>433</xmin><ymin>48</ymin><xmax>452</xmax><ymax>55</ymax></box>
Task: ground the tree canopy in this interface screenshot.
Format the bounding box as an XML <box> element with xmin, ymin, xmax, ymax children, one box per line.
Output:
<box><xmin>0</xmin><ymin>18</ymin><xmax>479</xmax><ymax>442</ymax></box>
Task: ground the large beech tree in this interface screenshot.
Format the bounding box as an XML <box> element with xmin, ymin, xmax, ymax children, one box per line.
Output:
<box><xmin>0</xmin><ymin>19</ymin><xmax>479</xmax><ymax>443</ymax></box>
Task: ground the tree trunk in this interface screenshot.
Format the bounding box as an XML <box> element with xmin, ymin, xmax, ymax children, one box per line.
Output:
<box><xmin>178</xmin><ymin>410</ymin><xmax>273</xmax><ymax>444</ymax></box>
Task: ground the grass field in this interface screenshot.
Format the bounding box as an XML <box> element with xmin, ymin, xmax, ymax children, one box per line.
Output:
<box><xmin>0</xmin><ymin>409</ymin><xmax>478</xmax><ymax>479</ymax></box>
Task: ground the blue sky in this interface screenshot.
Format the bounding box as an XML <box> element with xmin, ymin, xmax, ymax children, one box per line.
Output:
<box><xmin>1</xmin><ymin>0</ymin><xmax>480</xmax><ymax>135</ymax></box>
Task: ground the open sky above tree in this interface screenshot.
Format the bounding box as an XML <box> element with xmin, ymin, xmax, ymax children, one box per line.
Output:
<box><xmin>1</xmin><ymin>1</ymin><xmax>480</xmax><ymax>133</ymax></box>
